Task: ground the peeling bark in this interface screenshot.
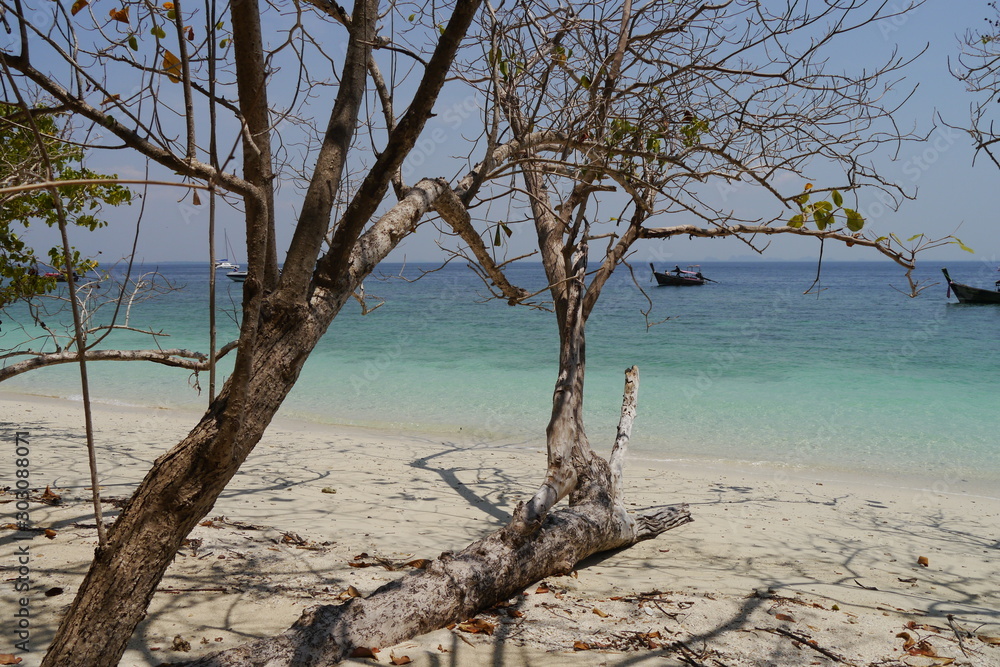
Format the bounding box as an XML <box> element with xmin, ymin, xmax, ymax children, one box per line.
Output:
<box><xmin>186</xmin><ymin>503</ymin><xmax>691</xmax><ymax>667</ymax></box>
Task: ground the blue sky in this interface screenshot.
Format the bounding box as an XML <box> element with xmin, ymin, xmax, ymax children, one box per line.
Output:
<box><xmin>15</xmin><ymin>0</ymin><xmax>998</xmax><ymax>267</ymax></box>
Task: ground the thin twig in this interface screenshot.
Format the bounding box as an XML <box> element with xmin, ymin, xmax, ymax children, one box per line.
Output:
<box><xmin>762</xmin><ymin>627</ymin><xmax>851</xmax><ymax>664</ymax></box>
<box><xmin>0</xmin><ymin>60</ymin><xmax>106</xmax><ymax>546</ymax></box>
<box><xmin>0</xmin><ymin>178</ymin><xmax>213</xmax><ymax>196</ymax></box>
<box><xmin>803</xmin><ymin>236</ymin><xmax>825</xmax><ymax>295</ymax></box>
<box><xmin>947</xmin><ymin>614</ymin><xmax>972</xmax><ymax>657</ymax></box>
<box><xmin>452</xmin><ymin>631</ymin><xmax>475</xmax><ymax>647</ymax></box>
<box><xmin>156</xmin><ymin>587</ymin><xmax>228</xmax><ymax>594</ymax></box>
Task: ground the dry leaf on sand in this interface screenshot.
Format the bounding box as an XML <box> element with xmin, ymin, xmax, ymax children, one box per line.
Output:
<box><xmin>457</xmin><ymin>618</ymin><xmax>495</xmax><ymax>635</ymax></box>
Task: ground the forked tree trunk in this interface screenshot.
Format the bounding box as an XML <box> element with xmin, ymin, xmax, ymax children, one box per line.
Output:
<box><xmin>181</xmin><ymin>250</ymin><xmax>692</xmax><ymax>666</ymax></box>
<box><xmin>39</xmin><ymin>173</ymin><xmax>466</xmax><ymax>666</ymax></box>
<box><xmin>182</xmin><ymin>366</ymin><xmax>691</xmax><ymax>667</ymax></box>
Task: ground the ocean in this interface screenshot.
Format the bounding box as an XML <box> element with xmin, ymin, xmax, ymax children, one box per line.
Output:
<box><xmin>3</xmin><ymin>260</ymin><xmax>998</xmax><ymax>486</ymax></box>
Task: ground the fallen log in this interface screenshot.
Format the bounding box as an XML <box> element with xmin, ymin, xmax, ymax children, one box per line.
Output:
<box><xmin>182</xmin><ymin>366</ymin><xmax>692</xmax><ymax>666</ymax></box>
<box><xmin>183</xmin><ymin>500</ymin><xmax>690</xmax><ymax>666</ymax></box>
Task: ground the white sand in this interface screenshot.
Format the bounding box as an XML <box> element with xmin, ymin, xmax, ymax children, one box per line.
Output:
<box><xmin>2</xmin><ymin>391</ymin><xmax>999</xmax><ymax>666</ymax></box>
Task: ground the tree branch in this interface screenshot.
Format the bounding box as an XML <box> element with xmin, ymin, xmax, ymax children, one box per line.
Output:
<box><xmin>0</xmin><ymin>54</ymin><xmax>253</xmax><ymax>198</ymax></box>
<box><xmin>316</xmin><ymin>0</ymin><xmax>485</xmax><ymax>284</ymax></box>
<box><xmin>640</xmin><ymin>223</ymin><xmax>917</xmax><ymax>269</ymax></box>
<box><xmin>0</xmin><ymin>344</ymin><xmax>237</xmax><ymax>382</ymax></box>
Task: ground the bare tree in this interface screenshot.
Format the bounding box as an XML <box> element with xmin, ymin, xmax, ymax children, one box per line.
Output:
<box><xmin>3</xmin><ymin>0</ymin><xmax>484</xmax><ymax>663</ymax></box>
<box><xmin>179</xmin><ymin>1</ymin><xmax>962</xmax><ymax>665</ymax></box>
<box><xmin>951</xmin><ymin>1</ymin><xmax>1000</xmax><ymax>169</ymax></box>
<box><xmin>440</xmin><ymin>0</ymin><xmax>943</xmax><ymax>537</ymax></box>
<box><xmin>1</xmin><ymin>0</ymin><xmax>958</xmax><ymax>664</ymax></box>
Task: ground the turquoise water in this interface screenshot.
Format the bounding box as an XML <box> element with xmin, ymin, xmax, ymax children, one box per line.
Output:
<box><xmin>3</xmin><ymin>260</ymin><xmax>998</xmax><ymax>482</ymax></box>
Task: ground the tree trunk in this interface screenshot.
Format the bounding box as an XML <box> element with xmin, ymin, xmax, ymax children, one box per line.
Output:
<box><xmin>182</xmin><ymin>366</ymin><xmax>691</xmax><ymax>667</ymax></box>
<box><xmin>186</xmin><ymin>78</ymin><xmax>706</xmax><ymax>667</ymax></box>
<box><xmin>515</xmin><ymin>242</ymin><xmax>593</xmax><ymax>531</ymax></box>
<box><xmin>181</xmin><ymin>224</ymin><xmax>690</xmax><ymax>666</ymax></box>
<box><xmin>39</xmin><ymin>293</ymin><xmax>346</xmax><ymax>666</ymax></box>
<box><xmin>39</xmin><ymin>175</ymin><xmax>459</xmax><ymax>666</ymax></box>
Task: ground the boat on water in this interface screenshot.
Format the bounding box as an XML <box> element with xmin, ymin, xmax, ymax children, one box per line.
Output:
<box><xmin>40</xmin><ymin>266</ymin><xmax>96</xmax><ymax>283</ymax></box>
<box><xmin>941</xmin><ymin>268</ymin><xmax>1000</xmax><ymax>304</ymax></box>
<box><xmin>650</xmin><ymin>263</ymin><xmax>714</xmax><ymax>286</ymax></box>
<box><xmin>216</xmin><ymin>230</ymin><xmax>241</xmax><ymax>273</ymax></box>
<box><xmin>44</xmin><ymin>271</ymin><xmax>81</xmax><ymax>283</ymax></box>
<box><xmin>226</xmin><ymin>270</ymin><xmax>247</xmax><ymax>283</ymax></box>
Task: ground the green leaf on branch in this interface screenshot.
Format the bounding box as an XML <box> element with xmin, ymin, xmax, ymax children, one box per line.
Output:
<box><xmin>679</xmin><ymin>116</ymin><xmax>710</xmax><ymax>148</ymax></box>
<box><xmin>832</xmin><ymin>189</ymin><xmax>844</xmax><ymax>207</ymax></box>
<box><xmin>788</xmin><ymin>214</ymin><xmax>804</xmax><ymax>228</ymax></box>
<box><xmin>844</xmin><ymin>208</ymin><xmax>864</xmax><ymax>232</ymax></box>
<box><xmin>814</xmin><ymin>209</ymin><xmax>833</xmax><ymax>230</ymax></box>
<box><xmin>0</xmin><ymin>103</ymin><xmax>133</xmax><ymax>308</ymax></box>
<box><xmin>954</xmin><ymin>236</ymin><xmax>974</xmax><ymax>253</ymax></box>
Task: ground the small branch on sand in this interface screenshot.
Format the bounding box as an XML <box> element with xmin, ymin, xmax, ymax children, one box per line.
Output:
<box><xmin>156</xmin><ymin>587</ymin><xmax>229</xmax><ymax>594</ymax></box>
<box><xmin>759</xmin><ymin>627</ymin><xmax>851</xmax><ymax>664</ymax></box>
<box><xmin>947</xmin><ymin>614</ymin><xmax>973</xmax><ymax>657</ymax></box>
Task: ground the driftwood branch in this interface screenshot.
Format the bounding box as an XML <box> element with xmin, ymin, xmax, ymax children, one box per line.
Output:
<box><xmin>180</xmin><ymin>365</ymin><xmax>691</xmax><ymax>666</ymax></box>
<box><xmin>183</xmin><ymin>499</ymin><xmax>691</xmax><ymax>667</ymax></box>
<box><xmin>609</xmin><ymin>365</ymin><xmax>638</xmax><ymax>501</ymax></box>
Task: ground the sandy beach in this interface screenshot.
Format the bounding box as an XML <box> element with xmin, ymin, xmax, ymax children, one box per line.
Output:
<box><xmin>2</xmin><ymin>391</ymin><xmax>999</xmax><ymax>666</ymax></box>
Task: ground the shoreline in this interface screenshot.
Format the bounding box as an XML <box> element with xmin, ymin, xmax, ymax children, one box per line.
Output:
<box><xmin>2</xmin><ymin>393</ymin><xmax>999</xmax><ymax>666</ymax></box>
<box><xmin>5</xmin><ymin>387</ymin><xmax>997</xmax><ymax>501</ymax></box>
